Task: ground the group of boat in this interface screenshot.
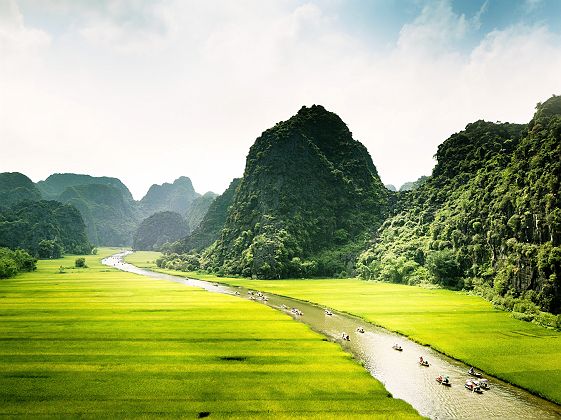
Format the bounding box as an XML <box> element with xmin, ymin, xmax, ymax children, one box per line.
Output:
<box><xmin>247</xmin><ymin>290</ymin><xmax>269</xmax><ymax>302</ymax></box>
<box><xmin>249</xmin><ymin>288</ymin><xmax>492</xmax><ymax>395</ymax></box>
<box><xmin>394</xmin><ymin>347</ymin><xmax>491</xmax><ymax>393</ymax></box>
<box><xmin>464</xmin><ymin>367</ymin><xmax>490</xmax><ymax>393</ymax></box>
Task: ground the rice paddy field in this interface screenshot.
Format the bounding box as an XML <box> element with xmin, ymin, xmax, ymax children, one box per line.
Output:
<box><xmin>128</xmin><ymin>252</ymin><xmax>561</xmax><ymax>406</ymax></box>
<box><xmin>0</xmin><ymin>248</ymin><xmax>419</xmax><ymax>419</ymax></box>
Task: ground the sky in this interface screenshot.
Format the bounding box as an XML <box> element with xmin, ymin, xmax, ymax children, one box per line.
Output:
<box><xmin>1</xmin><ymin>0</ymin><xmax>561</xmax><ymax>199</ymax></box>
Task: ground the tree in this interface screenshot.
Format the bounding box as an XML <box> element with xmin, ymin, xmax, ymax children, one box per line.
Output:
<box><xmin>0</xmin><ymin>257</ymin><xmax>18</xmax><ymax>278</ymax></box>
<box><xmin>38</xmin><ymin>240</ymin><xmax>62</xmax><ymax>259</ymax></box>
<box><xmin>426</xmin><ymin>249</ymin><xmax>462</xmax><ymax>287</ymax></box>
<box><xmin>75</xmin><ymin>257</ymin><xmax>87</xmax><ymax>268</ymax></box>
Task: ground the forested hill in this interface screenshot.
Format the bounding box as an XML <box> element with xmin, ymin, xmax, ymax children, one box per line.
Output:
<box><xmin>0</xmin><ymin>172</ymin><xmax>41</xmax><ymax>207</ymax></box>
<box><xmin>139</xmin><ymin>176</ymin><xmax>199</xmax><ymax>217</ymax></box>
<box><xmin>176</xmin><ymin>178</ymin><xmax>241</xmax><ymax>253</ymax></box>
<box><xmin>0</xmin><ymin>200</ymin><xmax>91</xmax><ymax>257</ymax></box>
<box><xmin>203</xmin><ymin>105</ymin><xmax>390</xmax><ymax>278</ymax></box>
<box><xmin>58</xmin><ymin>184</ymin><xmax>140</xmax><ymax>246</ymax></box>
<box><xmin>358</xmin><ymin>95</ymin><xmax>561</xmax><ymax>314</ymax></box>
<box><xmin>14</xmin><ymin>173</ymin><xmax>215</xmax><ymax>247</ymax></box>
<box><xmin>37</xmin><ymin>173</ymin><xmax>134</xmax><ymax>201</ymax></box>
<box><xmin>133</xmin><ymin>211</ymin><xmax>189</xmax><ymax>251</ymax></box>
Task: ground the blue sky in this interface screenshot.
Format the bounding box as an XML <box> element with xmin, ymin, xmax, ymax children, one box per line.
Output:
<box><xmin>1</xmin><ymin>0</ymin><xmax>561</xmax><ymax>197</ymax></box>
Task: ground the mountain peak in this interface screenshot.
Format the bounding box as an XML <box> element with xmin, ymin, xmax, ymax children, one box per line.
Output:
<box><xmin>533</xmin><ymin>95</ymin><xmax>561</xmax><ymax>121</ymax></box>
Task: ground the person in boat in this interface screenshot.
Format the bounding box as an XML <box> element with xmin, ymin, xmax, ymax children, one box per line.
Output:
<box><xmin>444</xmin><ymin>376</ymin><xmax>449</xmax><ymax>384</ymax></box>
<box><xmin>469</xmin><ymin>367</ymin><xmax>474</xmax><ymax>374</ymax></box>
<box><xmin>419</xmin><ymin>356</ymin><xmax>424</xmax><ymax>363</ymax></box>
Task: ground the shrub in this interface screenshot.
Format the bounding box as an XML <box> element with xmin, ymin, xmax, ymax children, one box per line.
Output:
<box><xmin>0</xmin><ymin>257</ymin><xmax>18</xmax><ymax>279</ymax></box>
<box><xmin>75</xmin><ymin>257</ymin><xmax>87</xmax><ymax>268</ymax></box>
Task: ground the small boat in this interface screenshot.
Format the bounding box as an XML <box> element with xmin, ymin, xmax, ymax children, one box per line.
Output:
<box><xmin>436</xmin><ymin>376</ymin><xmax>451</xmax><ymax>386</ymax></box>
<box><xmin>465</xmin><ymin>379</ymin><xmax>483</xmax><ymax>393</ymax></box>
<box><xmin>213</xmin><ymin>283</ymin><xmax>219</xmax><ymax>287</ymax></box>
<box><xmin>341</xmin><ymin>333</ymin><xmax>350</xmax><ymax>341</ymax></box>
<box><xmin>419</xmin><ymin>360</ymin><xmax>429</xmax><ymax>367</ymax></box>
<box><xmin>325</xmin><ymin>309</ymin><xmax>333</xmax><ymax>316</ymax></box>
<box><xmin>291</xmin><ymin>308</ymin><xmax>303</xmax><ymax>316</ymax></box>
<box><xmin>356</xmin><ymin>327</ymin><xmax>365</xmax><ymax>333</ymax></box>
<box><xmin>280</xmin><ymin>304</ymin><xmax>288</xmax><ymax>309</ymax></box>
<box><xmin>468</xmin><ymin>367</ymin><xmax>482</xmax><ymax>378</ymax></box>
<box><xmin>476</xmin><ymin>379</ymin><xmax>490</xmax><ymax>390</ymax></box>
<box><xmin>235</xmin><ymin>291</ymin><xmax>240</xmax><ymax>296</ymax></box>
<box><xmin>392</xmin><ymin>344</ymin><xmax>403</xmax><ymax>351</ymax></box>
<box><xmin>247</xmin><ymin>291</ymin><xmax>254</xmax><ymax>295</ymax></box>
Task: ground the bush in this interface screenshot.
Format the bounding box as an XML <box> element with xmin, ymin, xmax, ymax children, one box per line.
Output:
<box><xmin>75</xmin><ymin>257</ymin><xmax>87</xmax><ymax>268</ymax></box>
<box><xmin>0</xmin><ymin>257</ymin><xmax>18</xmax><ymax>279</ymax></box>
<box><xmin>0</xmin><ymin>247</ymin><xmax>36</xmax><ymax>279</ymax></box>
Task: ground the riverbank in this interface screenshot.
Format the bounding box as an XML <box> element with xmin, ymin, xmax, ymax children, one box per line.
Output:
<box><xmin>0</xmin><ymin>249</ymin><xmax>418</xmax><ymax>418</ymax></box>
<box><xmin>126</xmin><ymin>251</ymin><xmax>561</xmax><ymax>405</ymax></box>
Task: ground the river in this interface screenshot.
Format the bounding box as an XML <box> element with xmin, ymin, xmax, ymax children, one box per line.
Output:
<box><xmin>103</xmin><ymin>251</ymin><xmax>561</xmax><ymax>420</ymax></box>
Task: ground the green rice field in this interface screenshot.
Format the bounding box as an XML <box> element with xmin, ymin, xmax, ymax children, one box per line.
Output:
<box><xmin>0</xmin><ymin>249</ymin><xmax>419</xmax><ymax>418</ymax></box>
<box><xmin>129</xmin><ymin>252</ymin><xmax>561</xmax><ymax>405</ymax></box>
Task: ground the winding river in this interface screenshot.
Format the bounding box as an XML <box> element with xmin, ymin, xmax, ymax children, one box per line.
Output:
<box><xmin>103</xmin><ymin>252</ymin><xmax>561</xmax><ymax>420</ymax></box>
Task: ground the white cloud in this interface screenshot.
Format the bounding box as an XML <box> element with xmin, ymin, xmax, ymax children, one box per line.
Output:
<box><xmin>0</xmin><ymin>0</ymin><xmax>50</xmax><ymax>67</ymax></box>
<box><xmin>1</xmin><ymin>0</ymin><xmax>561</xmax><ymax>198</ymax></box>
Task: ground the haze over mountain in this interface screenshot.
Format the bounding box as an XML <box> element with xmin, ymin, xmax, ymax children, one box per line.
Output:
<box><xmin>133</xmin><ymin>211</ymin><xmax>189</xmax><ymax>251</ymax></box>
<box><xmin>37</xmin><ymin>174</ymin><xmax>134</xmax><ymax>202</ymax></box>
<box><xmin>139</xmin><ymin>177</ymin><xmax>199</xmax><ymax>217</ymax></box>
<box><xmin>0</xmin><ymin>172</ymin><xmax>42</xmax><ymax>207</ymax></box>
<box><xmin>0</xmin><ymin>171</ymin><xmax>216</xmax><ymax>247</ymax></box>
<box><xmin>185</xmin><ymin>192</ymin><xmax>219</xmax><ymax>231</ymax></box>
<box><xmin>177</xmin><ymin>178</ymin><xmax>241</xmax><ymax>253</ymax></box>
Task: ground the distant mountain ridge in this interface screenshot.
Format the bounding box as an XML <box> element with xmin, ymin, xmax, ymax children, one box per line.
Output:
<box><xmin>139</xmin><ymin>176</ymin><xmax>199</xmax><ymax>217</ymax></box>
<box><xmin>37</xmin><ymin>173</ymin><xmax>134</xmax><ymax>201</ymax></box>
<box><xmin>0</xmin><ymin>172</ymin><xmax>216</xmax><ymax>247</ymax></box>
<box><xmin>0</xmin><ymin>172</ymin><xmax>42</xmax><ymax>207</ymax></box>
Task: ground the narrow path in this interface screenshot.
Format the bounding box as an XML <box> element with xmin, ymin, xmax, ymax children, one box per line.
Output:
<box><xmin>104</xmin><ymin>252</ymin><xmax>561</xmax><ymax>420</ymax></box>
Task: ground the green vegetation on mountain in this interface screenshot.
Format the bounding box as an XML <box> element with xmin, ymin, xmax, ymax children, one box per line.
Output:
<box><xmin>139</xmin><ymin>176</ymin><xmax>199</xmax><ymax>217</ymax></box>
<box><xmin>163</xmin><ymin>106</ymin><xmax>390</xmax><ymax>277</ymax></box>
<box><xmin>0</xmin><ymin>200</ymin><xmax>91</xmax><ymax>256</ymax></box>
<box><xmin>0</xmin><ymin>247</ymin><xmax>36</xmax><ymax>278</ymax></box>
<box><xmin>58</xmin><ymin>184</ymin><xmax>139</xmax><ymax>246</ymax></box>
<box><xmin>36</xmin><ymin>173</ymin><xmax>134</xmax><ymax>201</ymax></box>
<box><xmin>133</xmin><ymin>211</ymin><xmax>189</xmax><ymax>251</ymax></box>
<box><xmin>0</xmin><ymin>172</ymin><xmax>41</xmax><ymax>207</ymax></box>
<box><xmin>399</xmin><ymin>176</ymin><xmax>428</xmax><ymax>192</ymax></box>
<box><xmin>185</xmin><ymin>191</ymin><xmax>218</xmax><ymax>231</ymax></box>
<box><xmin>358</xmin><ymin>95</ymin><xmax>561</xmax><ymax>314</ymax></box>
<box><xmin>174</xmin><ymin>178</ymin><xmax>241</xmax><ymax>253</ymax></box>
<box><xmin>198</xmin><ymin>105</ymin><xmax>390</xmax><ymax>278</ymax></box>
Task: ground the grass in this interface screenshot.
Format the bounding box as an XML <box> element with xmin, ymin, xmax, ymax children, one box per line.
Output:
<box><xmin>0</xmin><ymin>248</ymin><xmax>419</xmax><ymax>418</ymax></box>
<box><xmin>131</xmin><ymin>253</ymin><xmax>561</xmax><ymax>405</ymax></box>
